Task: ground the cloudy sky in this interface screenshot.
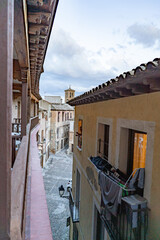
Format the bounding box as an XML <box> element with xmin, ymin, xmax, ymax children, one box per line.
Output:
<box><xmin>40</xmin><ymin>0</ymin><xmax>160</xmax><ymax>101</ymax></box>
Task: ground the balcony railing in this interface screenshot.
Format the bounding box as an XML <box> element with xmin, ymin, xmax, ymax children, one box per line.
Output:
<box><xmin>11</xmin><ymin>116</ymin><xmax>39</xmax><ymax>239</ymax></box>
<box><xmin>69</xmin><ymin>189</ymin><xmax>80</xmax><ymax>223</ymax></box>
<box><xmin>11</xmin><ymin>116</ymin><xmax>39</xmax><ymax>167</ymax></box>
<box><xmin>89</xmin><ymin>156</ymin><xmax>148</xmax><ymax>240</ymax></box>
<box><xmin>12</xmin><ymin>123</ymin><xmax>21</xmax><ymax>133</ymax></box>
<box><xmin>30</xmin><ymin>115</ymin><xmax>39</xmax><ymax>130</ymax></box>
<box><xmin>101</xmin><ymin>195</ymin><xmax>148</xmax><ymax>240</ymax></box>
<box><xmin>12</xmin><ymin>134</ymin><xmax>22</xmax><ymax>167</ymax></box>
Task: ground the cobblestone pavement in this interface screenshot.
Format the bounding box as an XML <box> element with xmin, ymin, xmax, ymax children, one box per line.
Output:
<box><xmin>43</xmin><ymin>150</ymin><xmax>73</xmax><ymax>240</ymax></box>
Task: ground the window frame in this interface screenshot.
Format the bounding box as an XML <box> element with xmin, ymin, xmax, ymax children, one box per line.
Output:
<box><xmin>92</xmin><ymin>198</ymin><xmax>105</xmax><ymax>240</ymax></box>
<box><xmin>115</xmin><ymin>118</ymin><xmax>155</xmax><ymax>204</ymax></box>
<box><xmin>127</xmin><ymin>129</ymin><xmax>147</xmax><ymax>177</ymax></box>
<box><xmin>76</xmin><ymin>119</ymin><xmax>83</xmax><ymax>151</ymax></box>
<box><xmin>62</xmin><ymin>112</ymin><xmax>64</xmax><ymax>121</ymax></box>
<box><xmin>57</xmin><ymin>111</ymin><xmax>60</xmax><ymax>122</ymax></box>
<box><xmin>95</xmin><ymin>117</ymin><xmax>112</xmax><ymax>162</ymax></box>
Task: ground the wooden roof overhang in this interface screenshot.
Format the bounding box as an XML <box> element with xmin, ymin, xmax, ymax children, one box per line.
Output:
<box><xmin>13</xmin><ymin>0</ymin><xmax>59</xmax><ymax>100</ymax></box>
<box><xmin>27</xmin><ymin>0</ymin><xmax>59</xmax><ymax>99</ymax></box>
<box><xmin>13</xmin><ymin>0</ymin><xmax>30</xmax><ymax>98</ymax></box>
<box><xmin>69</xmin><ymin>59</ymin><xmax>160</xmax><ymax>106</ymax></box>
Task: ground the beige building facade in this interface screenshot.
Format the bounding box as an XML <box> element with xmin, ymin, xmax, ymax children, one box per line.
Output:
<box><xmin>69</xmin><ymin>59</ymin><xmax>160</xmax><ymax>240</ymax></box>
<box><xmin>39</xmin><ymin>99</ymin><xmax>52</xmax><ymax>167</ymax></box>
<box><xmin>69</xmin><ymin>121</ymin><xmax>74</xmax><ymax>153</ymax></box>
<box><xmin>50</xmin><ymin>103</ymin><xmax>74</xmax><ymax>153</ymax></box>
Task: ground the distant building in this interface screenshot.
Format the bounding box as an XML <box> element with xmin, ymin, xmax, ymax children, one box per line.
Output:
<box><xmin>65</xmin><ymin>87</ymin><xmax>75</xmax><ymax>103</ymax></box>
<box><xmin>39</xmin><ymin>99</ymin><xmax>52</xmax><ymax>167</ymax></box>
<box><xmin>44</xmin><ymin>96</ymin><xmax>62</xmax><ymax>104</ymax></box>
<box><xmin>69</xmin><ymin>120</ymin><xmax>74</xmax><ymax>153</ymax></box>
<box><xmin>50</xmin><ymin>103</ymin><xmax>74</xmax><ymax>153</ymax></box>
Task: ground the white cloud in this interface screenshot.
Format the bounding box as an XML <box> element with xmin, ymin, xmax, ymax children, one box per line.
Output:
<box><xmin>127</xmin><ymin>23</ymin><xmax>160</xmax><ymax>47</ymax></box>
<box><xmin>40</xmin><ymin>26</ymin><xmax>159</xmax><ymax>98</ymax></box>
<box><xmin>44</xmin><ymin>29</ymin><xmax>118</xmax><ymax>80</ymax></box>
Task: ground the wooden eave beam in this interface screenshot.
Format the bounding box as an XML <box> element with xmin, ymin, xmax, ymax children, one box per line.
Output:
<box><xmin>27</xmin><ymin>0</ymin><xmax>59</xmax><ymax>96</ymax></box>
<box><xmin>14</xmin><ymin>0</ymin><xmax>29</xmax><ymax>69</ymax></box>
<box><xmin>13</xmin><ymin>83</ymin><xmax>22</xmax><ymax>91</ymax></box>
<box><xmin>28</xmin><ymin>11</ymin><xmax>51</xmax><ymax>25</ymax></box>
<box><xmin>13</xmin><ymin>59</ymin><xmax>21</xmax><ymax>80</ymax></box>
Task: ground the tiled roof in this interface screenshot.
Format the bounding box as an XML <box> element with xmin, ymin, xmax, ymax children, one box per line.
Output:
<box><xmin>51</xmin><ymin>103</ymin><xmax>74</xmax><ymax>111</ymax></box>
<box><xmin>69</xmin><ymin>58</ymin><xmax>160</xmax><ymax>106</ymax></box>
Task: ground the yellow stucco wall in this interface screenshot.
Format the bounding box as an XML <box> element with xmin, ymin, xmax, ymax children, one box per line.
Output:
<box><xmin>72</xmin><ymin>91</ymin><xmax>160</xmax><ymax>240</ymax></box>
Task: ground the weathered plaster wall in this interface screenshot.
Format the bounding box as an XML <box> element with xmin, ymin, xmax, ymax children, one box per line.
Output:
<box><xmin>50</xmin><ymin>110</ymin><xmax>74</xmax><ymax>153</ymax></box>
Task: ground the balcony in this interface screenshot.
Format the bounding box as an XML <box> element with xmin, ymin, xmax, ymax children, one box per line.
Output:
<box><xmin>89</xmin><ymin>156</ymin><xmax>148</xmax><ymax>240</ymax></box>
<box><xmin>12</xmin><ymin>119</ymin><xmax>22</xmax><ymax>167</ymax></box>
<box><xmin>11</xmin><ymin>116</ymin><xmax>52</xmax><ymax>240</ymax></box>
<box><xmin>101</xmin><ymin>194</ymin><xmax>148</xmax><ymax>240</ymax></box>
<box><xmin>69</xmin><ymin>189</ymin><xmax>80</xmax><ymax>223</ymax></box>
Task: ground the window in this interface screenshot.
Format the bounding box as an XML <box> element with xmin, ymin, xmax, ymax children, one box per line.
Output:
<box><xmin>77</xmin><ymin>120</ymin><xmax>83</xmax><ymax>149</ymax></box>
<box><xmin>18</xmin><ymin>101</ymin><xmax>20</xmax><ymax>118</ymax></box>
<box><xmin>97</xmin><ymin>124</ymin><xmax>110</xmax><ymax>160</ymax></box>
<box><xmin>70</xmin><ymin>112</ymin><xmax>72</xmax><ymax>119</ymax></box>
<box><xmin>127</xmin><ymin>130</ymin><xmax>147</xmax><ymax>177</ymax></box>
<box><xmin>58</xmin><ymin>112</ymin><xmax>60</xmax><ymax>122</ymax></box>
<box><xmin>76</xmin><ymin>169</ymin><xmax>81</xmax><ymax>203</ymax></box>
<box><xmin>70</xmin><ymin>92</ymin><xmax>72</xmax><ymax>98</ymax></box>
<box><xmin>61</xmin><ymin>139</ymin><xmax>63</xmax><ymax>149</ymax></box>
<box><xmin>50</xmin><ymin>130</ymin><xmax>53</xmax><ymax>140</ymax></box>
<box><xmin>73</xmin><ymin>224</ymin><xmax>78</xmax><ymax>240</ymax></box>
<box><xmin>118</xmin><ymin>128</ymin><xmax>147</xmax><ymax>180</ymax></box>
<box><xmin>57</xmin><ymin>128</ymin><xmax>59</xmax><ymax>139</ymax></box>
<box><xmin>94</xmin><ymin>207</ymin><xmax>104</xmax><ymax>240</ymax></box>
<box><xmin>75</xmin><ymin>169</ymin><xmax>81</xmax><ymax>216</ymax></box>
<box><xmin>57</xmin><ymin>141</ymin><xmax>59</xmax><ymax>150</ymax></box>
<box><xmin>65</xmin><ymin>113</ymin><xmax>69</xmax><ymax>121</ymax></box>
<box><xmin>62</xmin><ymin>112</ymin><xmax>64</xmax><ymax>121</ymax></box>
<box><xmin>41</xmin><ymin>130</ymin><xmax>44</xmax><ymax>142</ymax></box>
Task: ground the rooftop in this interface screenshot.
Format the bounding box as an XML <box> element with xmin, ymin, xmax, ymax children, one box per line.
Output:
<box><xmin>69</xmin><ymin>58</ymin><xmax>160</xmax><ymax>106</ymax></box>
<box><xmin>51</xmin><ymin>103</ymin><xmax>74</xmax><ymax>111</ymax></box>
<box><xmin>44</xmin><ymin>96</ymin><xmax>62</xmax><ymax>104</ymax></box>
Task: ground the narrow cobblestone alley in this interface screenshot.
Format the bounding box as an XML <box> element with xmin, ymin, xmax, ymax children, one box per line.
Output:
<box><xmin>43</xmin><ymin>150</ymin><xmax>73</xmax><ymax>240</ymax></box>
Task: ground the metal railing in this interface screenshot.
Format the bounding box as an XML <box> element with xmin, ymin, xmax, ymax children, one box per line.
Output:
<box><xmin>69</xmin><ymin>189</ymin><xmax>80</xmax><ymax>223</ymax></box>
<box><xmin>101</xmin><ymin>199</ymin><xmax>148</xmax><ymax>240</ymax></box>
